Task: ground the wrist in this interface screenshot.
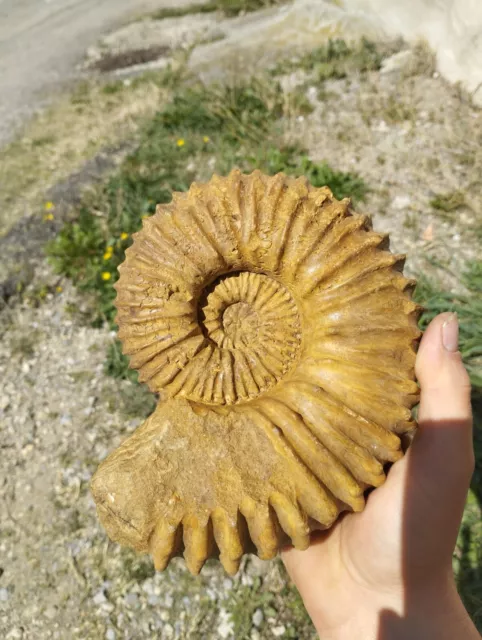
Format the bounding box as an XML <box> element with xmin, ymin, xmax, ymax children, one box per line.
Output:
<box><xmin>309</xmin><ymin>574</ymin><xmax>478</xmax><ymax>640</ymax></box>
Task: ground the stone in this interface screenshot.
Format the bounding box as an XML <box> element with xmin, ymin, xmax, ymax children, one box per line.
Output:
<box><xmin>93</xmin><ymin>590</ymin><xmax>107</xmax><ymax>606</ymax></box>
<box><xmin>252</xmin><ymin>609</ymin><xmax>263</xmax><ymax>627</ymax></box>
<box><xmin>392</xmin><ymin>194</ymin><xmax>412</xmax><ymax>210</ymax></box>
<box><xmin>380</xmin><ymin>50</ymin><xmax>413</xmax><ymax>76</ymax></box>
<box><xmin>217</xmin><ymin>609</ymin><xmax>234</xmax><ymax>639</ymax></box>
<box><xmin>272</xmin><ymin>625</ymin><xmax>286</xmax><ymax>637</ymax></box>
<box><xmin>91</xmin><ymin>170</ymin><xmax>421</xmax><ymax>575</ymax></box>
<box><xmin>123</xmin><ymin>592</ymin><xmax>138</xmax><ymax>607</ymax></box>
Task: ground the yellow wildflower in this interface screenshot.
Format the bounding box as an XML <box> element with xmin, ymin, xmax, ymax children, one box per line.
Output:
<box><xmin>43</xmin><ymin>212</ymin><xmax>54</xmax><ymax>221</ymax></box>
<box><xmin>120</xmin><ymin>232</ymin><xmax>129</xmax><ymax>240</ymax></box>
<box><xmin>176</xmin><ymin>138</ymin><xmax>185</xmax><ymax>147</ymax></box>
<box><xmin>203</xmin><ymin>136</ymin><xmax>210</xmax><ymax>143</ymax></box>
<box><xmin>101</xmin><ymin>272</ymin><xmax>111</xmax><ymax>281</ymax></box>
<box><xmin>44</xmin><ymin>201</ymin><xmax>54</xmax><ymax>211</ymax></box>
<box><xmin>56</xmin><ymin>286</ymin><xmax>63</xmax><ymax>293</ymax></box>
<box><xmin>103</xmin><ymin>246</ymin><xmax>114</xmax><ymax>260</ymax></box>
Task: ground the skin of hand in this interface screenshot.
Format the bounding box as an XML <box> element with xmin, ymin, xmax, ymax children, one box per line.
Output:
<box><xmin>282</xmin><ymin>312</ymin><xmax>479</xmax><ymax>640</ymax></box>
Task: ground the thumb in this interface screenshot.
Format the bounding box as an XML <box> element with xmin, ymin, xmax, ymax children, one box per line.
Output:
<box><xmin>416</xmin><ymin>311</ymin><xmax>473</xmax><ymax>428</ymax></box>
<box><xmin>410</xmin><ymin>312</ymin><xmax>474</xmax><ymax>539</ymax></box>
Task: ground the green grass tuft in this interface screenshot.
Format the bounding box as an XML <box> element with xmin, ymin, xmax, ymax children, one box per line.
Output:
<box><xmin>273</xmin><ymin>37</ymin><xmax>388</xmax><ymax>80</ymax></box>
<box><xmin>149</xmin><ymin>0</ymin><xmax>283</xmax><ymax>21</ymax></box>
<box><xmin>225</xmin><ymin>577</ymin><xmax>275</xmax><ymax>639</ymax></box>
<box><xmin>414</xmin><ymin>261</ymin><xmax>482</xmax><ymax>391</ymax></box>
<box><xmin>430</xmin><ymin>190</ymin><xmax>466</xmax><ymax>212</ymax></box>
<box><xmin>104</xmin><ymin>340</ymin><xmax>138</xmax><ymax>382</ymax></box>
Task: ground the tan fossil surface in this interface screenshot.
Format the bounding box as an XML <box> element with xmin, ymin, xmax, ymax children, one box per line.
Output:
<box><xmin>91</xmin><ymin>169</ymin><xmax>421</xmax><ymax>575</ymax></box>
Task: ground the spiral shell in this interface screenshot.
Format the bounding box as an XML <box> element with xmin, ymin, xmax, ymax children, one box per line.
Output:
<box><xmin>91</xmin><ymin>170</ymin><xmax>421</xmax><ymax>575</ymax></box>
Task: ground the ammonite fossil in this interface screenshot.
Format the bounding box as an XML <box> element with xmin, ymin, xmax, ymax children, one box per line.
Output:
<box><xmin>91</xmin><ymin>170</ymin><xmax>421</xmax><ymax>575</ymax></box>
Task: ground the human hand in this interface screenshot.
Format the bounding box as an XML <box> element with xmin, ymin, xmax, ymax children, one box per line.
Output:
<box><xmin>282</xmin><ymin>312</ymin><xmax>479</xmax><ymax>639</ymax></box>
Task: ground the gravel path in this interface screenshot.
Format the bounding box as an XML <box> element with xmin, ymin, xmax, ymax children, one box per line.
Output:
<box><xmin>0</xmin><ymin>283</ymin><xmax>310</xmax><ymax>639</ymax></box>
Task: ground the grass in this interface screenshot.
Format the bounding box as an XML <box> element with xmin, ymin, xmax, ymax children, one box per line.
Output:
<box><xmin>47</xmin><ymin>74</ymin><xmax>367</xmax><ymax>380</ymax></box>
<box><xmin>149</xmin><ymin>0</ymin><xmax>283</xmax><ymax>20</ymax></box>
<box><xmin>272</xmin><ymin>37</ymin><xmax>390</xmax><ymax>81</ymax></box>
<box><xmin>225</xmin><ymin>577</ymin><xmax>275</xmax><ymax>638</ymax></box>
<box><xmin>414</xmin><ymin>261</ymin><xmax>482</xmax><ymax>391</ymax></box>
<box><xmin>0</xmin><ymin>68</ymin><xmax>177</xmax><ymax>235</ymax></box>
<box><xmin>430</xmin><ymin>190</ymin><xmax>466</xmax><ymax>212</ymax></box>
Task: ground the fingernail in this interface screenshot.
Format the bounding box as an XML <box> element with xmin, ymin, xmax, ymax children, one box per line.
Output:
<box><xmin>442</xmin><ymin>312</ymin><xmax>459</xmax><ymax>352</ymax></box>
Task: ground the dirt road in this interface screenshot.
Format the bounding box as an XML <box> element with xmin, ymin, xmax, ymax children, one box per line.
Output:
<box><xmin>0</xmin><ymin>0</ymin><xmax>194</xmax><ymax>146</ymax></box>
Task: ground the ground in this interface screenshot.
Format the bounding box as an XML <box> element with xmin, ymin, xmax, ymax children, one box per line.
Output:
<box><xmin>0</xmin><ymin>3</ymin><xmax>481</xmax><ymax>639</ymax></box>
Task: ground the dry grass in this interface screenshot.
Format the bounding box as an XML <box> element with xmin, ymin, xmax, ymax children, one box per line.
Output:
<box><xmin>0</xmin><ymin>76</ymin><xmax>169</xmax><ymax>235</ymax></box>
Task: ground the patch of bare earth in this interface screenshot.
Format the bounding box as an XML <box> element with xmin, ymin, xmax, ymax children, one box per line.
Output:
<box><xmin>284</xmin><ymin>47</ymin><xmax>482</xmax><ymax>288</ymax></box>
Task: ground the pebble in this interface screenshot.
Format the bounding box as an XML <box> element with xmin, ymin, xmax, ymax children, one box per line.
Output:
<box><xmin>124</xmin><ymin>592</ymin><xmax>138</xmax><ymax>607</ymax></box>
<box><xmin>93</xmin><ymin>590</ymin><xmax>107</xmax><ymax>605</ymax></box>
<box><xmin>241</xmin><ymin>573</ymin><xmax>253</xmax><ymax>586</ymax></box>
<box><xmin>44</xmin><ymin>605</ymin><xmax>57</xmax><ymax>620</ymax></box>
<box><xmin>217</xmin><ymin>609</ymin><xmax>234</xmax><ymax>638</ymax></box>
<box><xmin>164</xmin><ymin>594</ymin><xmax>173</xmax><ymax>607</ymax></box>
<box><xmin>252</xmin><ymin>609</ymin><xmax>263</xmax><ymax>627</ymax></box>
<box><xmin>147</xmin><ymin>594</ymin><xmax>160</xmax><ymax>606</ymax></box>
<box><xmin>272</xmin><ymin>625</ymin><xmax>286</xmax><ymax>637</ymax></box>
<box><xmin>163</xmin><ymin>623</ymin><xmax>174</xmax><ymax>638</ymax></box>
<box><xmin>380</xmin><ymin>50</ymin><xmax>412</xmax><ymax>75</ymax></box>
<box><xmin>391</xmin><ymin>194</ymin><xmax>412</xmax><ymax>210</ymax></box>
<box><xmin>105</xmin><ymin>629</ymin><xmax>116</xmax><ymax>640</ymax></box>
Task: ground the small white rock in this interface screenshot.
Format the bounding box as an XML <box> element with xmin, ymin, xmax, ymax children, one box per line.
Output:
<box><xmin>241</xmin><ymin>573</ymin><xmax>253</xmax><ymax>587</ymax></box>
<box><xmin>252</xmin><ymin>609</ymin><xmax>263</xmax><ymax>627</ymax></box>
<box><xmin>93</xmin><ymin>590</ymin><xmax>107</xmax><ymax>605</ymax></box>
<box><xmin>44</xmin><ymin>605</ymin><xmax>57</xmax><ymax>620</ymax></box>
<box><xmin>380</xmin><ymin>50</ymin><xmax>412</xmax><ymax>75</ymax></box>
<box><xmin>217</xmin><ymin>609</ymin><xmax>234</xmax><ymax>638</ymax></box>
<box><xmin>391</xmin><ymin>194</ymin><xmax>412</xmax><ymax>210</ymax></box>
<box><xmin>0</xmin><ymin>587</ymin><xmax>9</xmax><ymax>602</ymax></box>
<box><xmin>105</xmin><ymin>629</ymin><xmax>116</xmax><ymax>640</ymax></box>
<box><xmin>124</xmin><ymin>592</ymin><xmax>138</xmax><ymax>607</ymax></box>
<box><xmin>272</xmin><ymin>625</ymin><xmax>286</xmax><ymax>637</ymax></box>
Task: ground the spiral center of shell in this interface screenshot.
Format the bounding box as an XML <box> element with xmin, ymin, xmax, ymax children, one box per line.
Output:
<box><xmin>198</xmin><ymin>271</ymin><xmax>301</xmax><ymax>403</ymax></box>
<box><xmin>220</xmin><ymin>302</ymin><xmax>259</xmax><ymax>348</ymax></box>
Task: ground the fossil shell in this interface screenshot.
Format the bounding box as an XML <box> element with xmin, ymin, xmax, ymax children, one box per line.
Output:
<box><xmin>91</xmin><ymin>169</ymin><xmax>421</xmax><ymax>575</ymax></box>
